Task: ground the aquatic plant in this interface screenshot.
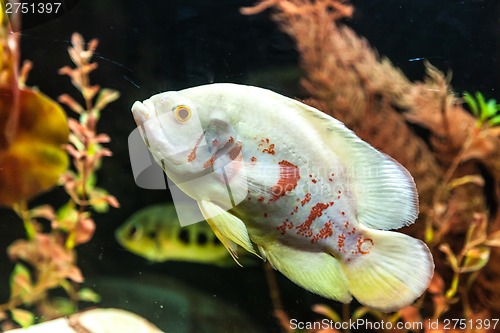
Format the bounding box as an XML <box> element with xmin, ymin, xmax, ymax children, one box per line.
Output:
<box><xmin>243</xmin><ymin>0</ymin><xmax>500</xmax><ymax>332</ymax></box>
<box><xmin>0</xmin><ymin>11</ymin><xmax>119</xmax><ymax>328</ymax></box>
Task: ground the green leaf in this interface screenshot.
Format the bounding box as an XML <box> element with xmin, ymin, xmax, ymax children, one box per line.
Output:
<box><xmin>89</xmin><ymin>187</ymin><xmax>110</xmax><ymax>213</ymax></box>
<box><xmin>475</xmin><ymin>92</ymin><xmax>487</xmax><ymax>121</ymax></box>
<box><xmin>48</xmin><ymin>297</ymin><xmax>77</xmax><ymax>316</ymax></box>
<box><xmin>95</xmin><ymin>88</ymin><xmax>120</xmax><ymax>111</ymax></box>
<box><xmin>78</xmin><ymin>288</ymin><xmax>101</xmax><ymax>303</ymax></box>
<box><xmin>488</xmin><ymin>115</ymin><xmax>500</xmax><ymax>126</ymax></box>
<box><xmin>463</xmin><ymin>92</ymin><xmax>478</xmax><ymax>116</ymax></box>
<box><xmin>56</xmin><ymin>200</ymin><xmax>78</xmax><ymax>231</ymax></box>
<box><xmin>10</xmin><ymin>263</ymin><xmax>32</xmax><ymax>299</ymax></box>
<box><xmin>484</xmin><ymin>99</ymin><xmax>498</xmax><ymax>119</ymax></box>
<box><xmin>460</xmin><ymin>246</ymin><xmax>490</xmax><ymax>273</ymax></box>
<box><xmin>10</xmin><ymin>308</ymin><xmax>35</xmax><ymax>328</ymax></box>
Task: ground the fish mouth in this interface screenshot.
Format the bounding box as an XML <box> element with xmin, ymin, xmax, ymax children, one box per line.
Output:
<box><xmin>131</xmin><ymin>99</ymin><xmax>187</xmax><ymax>168</ymax></box>
<box><xmin>131</xmin><ymin>99</ymin><xmax>156</xmax><ymax>127</ymax></box>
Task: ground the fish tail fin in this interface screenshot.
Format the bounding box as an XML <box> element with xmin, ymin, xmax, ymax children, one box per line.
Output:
<box><xmin>340</xmin><ymin>227</ymin><xmax>434</xmax><ymax>312</ymax></box>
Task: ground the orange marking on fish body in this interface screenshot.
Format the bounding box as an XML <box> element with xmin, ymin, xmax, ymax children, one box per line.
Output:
<box><xmin>337</xmin><ymin>234</ymin><xmax>346</xmax><ymax>252</ymax></box>
<box><xmin>187</xmin><ymin>133</ymin><xmax>205</xmax><ymax>162</ymax></box>
<box><xmin>312</xmin><ymin>221</ymin><xmax>333</xmax><ymax>243</ymax></box>
<box><xmin>276</xmin><ymin>219</ymin><xmax>294</xmax><ymax>235</ymax></box>
<box><xmin>203</xmin><ymin>156</ymin><xmax>215</xmax><ymax>169</ymax></box>
<box><xmin>357</xmin><ymin>237</ymin><xmax>374</xmax><ymax>254</ymax></box>
<box><xmin>228</xmin><ymin>142</ymin><xmax>242</xmax><ymax>160</ymax></box>
<box><xmin>296</xmin><ymin>202</ymin><xmax>330</xmax><ymax>236</ymax></box>
<box><xmin>290</xmin><ymin>206</ymin><xmax>298</xmax><ymax>215</ymax></box>
<box><xmin>269</xmin><ymin>160</ymin><xmax>300</xmax><ymax>202</ymax></box>
<box><xmin>301</xmin><ymin>193</ymin><xmax>311</xmax><ymax>206</ymax></box>
<box><xmin>262</xmin><ymin>144</ymin><xmax>275</xmax><ymax>155</ymax></box>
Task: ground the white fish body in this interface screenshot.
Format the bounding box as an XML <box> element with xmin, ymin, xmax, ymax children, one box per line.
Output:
<box><xmin>131</xmin><ymin>83</ymin><xmax>434</xmax><ymax>312</ymax></box>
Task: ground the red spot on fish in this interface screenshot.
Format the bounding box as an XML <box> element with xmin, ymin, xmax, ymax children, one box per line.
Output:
<box><xmin>262</xmin><ymin>144</ymin><xmax>275</xmax><ymax>155</ymax></box>
<box><xmin>296</xmin><ymin>202</ymin><xmax>330</xmax><ymax>236</ymax></box>
<box><xmin>341</xmin><ymin>211</ymin><xmax>345</xmax><ymax>216</ymax></box>
<box><xmin>228</xmin><ymin>142</ymin><xmax>242</xmax><ymax>160</ymax></box>
<box><xmin>228</xmin><ymin>136</ymin><xmax>234</xmax><ymax>143</ymax></box>
<box><xmin>311</xmin><ymin>179</ymin><xmax>317</xmax><ymax>184</ymax></box>
<box><xmin>344</xmin><ymin>221</ymin><xmax>349</xmax><ymax>228</ymax></box>
<box><xmin>269</xmin><ymin>160</ymin><xmax>300</xmax><ymax>202</ymax></box>
<box><xmin>187</xmin><ymin>133</ymin><xmax>204</xmax><ymax>162</ymax></box>
<box><xmin>301</xmin><ymin>193</ymin><xmax>311</xmax><ymax>206</ymax></box>
<box><xmin>251</xmin><ymin>156</ymin><xmax>257</xmax><ymax>162</ymax></box>
<box><xmin>276</xmin><ymin>219</ymin><xmax>294</xmax><ymax>235</ymax></box>
<box><xmin>290</xmin><ymin>206</ymin><xmax>298</xmax><ymax>215</ymax></box>
<box><xmin>312</xmin><ymin>221</ymin><xmax>334</xmax><ymax>243</ymax></box>
<box><xmin>357</xmin><ymin>237</ymin><xmax>374</xmax><ymax>254</ymax></box>
<box><xmin>337</xmin><ymin>234</ymin><xmax>346</xmax><ymax>252</ymax></box>
<box><xmin>203</xmin><ymin>156</ymin><xmax>215</xmax><ymax>169</ymax></box>
<box><xmin>258</xmin><ymin>196</ymin><xmax>265</xmax><ymax>202</ymax></box>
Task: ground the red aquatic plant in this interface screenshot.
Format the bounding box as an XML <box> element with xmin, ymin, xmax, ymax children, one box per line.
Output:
<box><xmin>0</xmin><ymin>25</ymin><xmax>119</xmax><ymax>329</ymax></box>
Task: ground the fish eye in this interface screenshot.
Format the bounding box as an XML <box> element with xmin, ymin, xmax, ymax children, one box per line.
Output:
<box><xmin>173</xmin><ymin>105</ymin><xmax>192</xmax><ymax>123</ymax></box>
<box><xmin>127</xmin><ymin>225</ymin><xmax>138</xmax><ymax>239</ymax></box>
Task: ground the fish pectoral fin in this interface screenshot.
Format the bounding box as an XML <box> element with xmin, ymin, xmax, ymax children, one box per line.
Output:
<box><xmin>198</xmin><ymin>200</ymin><xmax>259</xmax><ymax>265</ymax></box>
<box><xmin>259</xmin><ymin>242</ymin><xmax>352</xmax><ymax>303</ymax></box>
<box><xmin>340</xmin><ymin>226</ymin><xmax>434</xmax><ymax>312</ymax></box>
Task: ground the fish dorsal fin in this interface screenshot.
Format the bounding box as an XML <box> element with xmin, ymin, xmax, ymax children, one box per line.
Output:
<box><xmin>198</xmin><ymin>200</ymin><xmax>259</xmax><ymax>265</ymax></box>
<box><xmin>294</xmin><ymin>101</ymin><xmax>419</xmax><ymax>230</ymax></box>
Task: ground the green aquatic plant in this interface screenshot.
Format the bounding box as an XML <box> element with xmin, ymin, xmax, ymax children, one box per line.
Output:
<box><xmin>0</xmin><ymin>31</ymin><xmax>119</xmax><ymax>330</ymax></box>
<box><xmin>463</xmin><ymin>91</ymin><xmax>500</xmax><ymax>127</ymax></box>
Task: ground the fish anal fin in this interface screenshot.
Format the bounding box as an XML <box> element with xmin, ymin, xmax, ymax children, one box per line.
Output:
<box><xmin>259</xmin><ymin>242</ymin><xmax>352</xmax><ymax>303</ymax></box>
<box><xmin>341</xmin><ymin>226</ymin><xmax>434</xmax><ymax>312</ymax></box>
<box><xmin>198</xmin><ymin>201</ymin><xmax>259</xmax><ymax>265</ymax></box>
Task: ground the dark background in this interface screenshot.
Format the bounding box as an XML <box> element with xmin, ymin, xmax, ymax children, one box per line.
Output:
<box><xmin>0</xmin><ymin>0</ymin><xmax>499</xmax><ymax>332</ymax></box>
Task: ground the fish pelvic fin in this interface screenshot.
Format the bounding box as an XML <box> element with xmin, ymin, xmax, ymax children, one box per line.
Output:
<box><xmin>259</xmin><ymin>242</ymin><xmax>352</xmax><ymax>303</ymax></box>
<box><xmin>198</xmin><ymin>200</ymin><xmax>260</xmax><ymax>266</ymax></box>
<box><xmin>340</xmin><ymin>226</ymin><xmax>434</xmax><ymax>312</ymax></box>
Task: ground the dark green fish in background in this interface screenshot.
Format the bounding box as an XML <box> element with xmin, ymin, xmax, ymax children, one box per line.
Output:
<box><xmin>115</xmin><ymin>204</ymin><xmax>254</xmax><ymax>267</ymax></box>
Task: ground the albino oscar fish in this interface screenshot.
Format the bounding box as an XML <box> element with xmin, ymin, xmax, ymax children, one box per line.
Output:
<box><xmin>131</xmin><ymin>83</ymin><xmax>434</xmax><ymax>312</ymax></box>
